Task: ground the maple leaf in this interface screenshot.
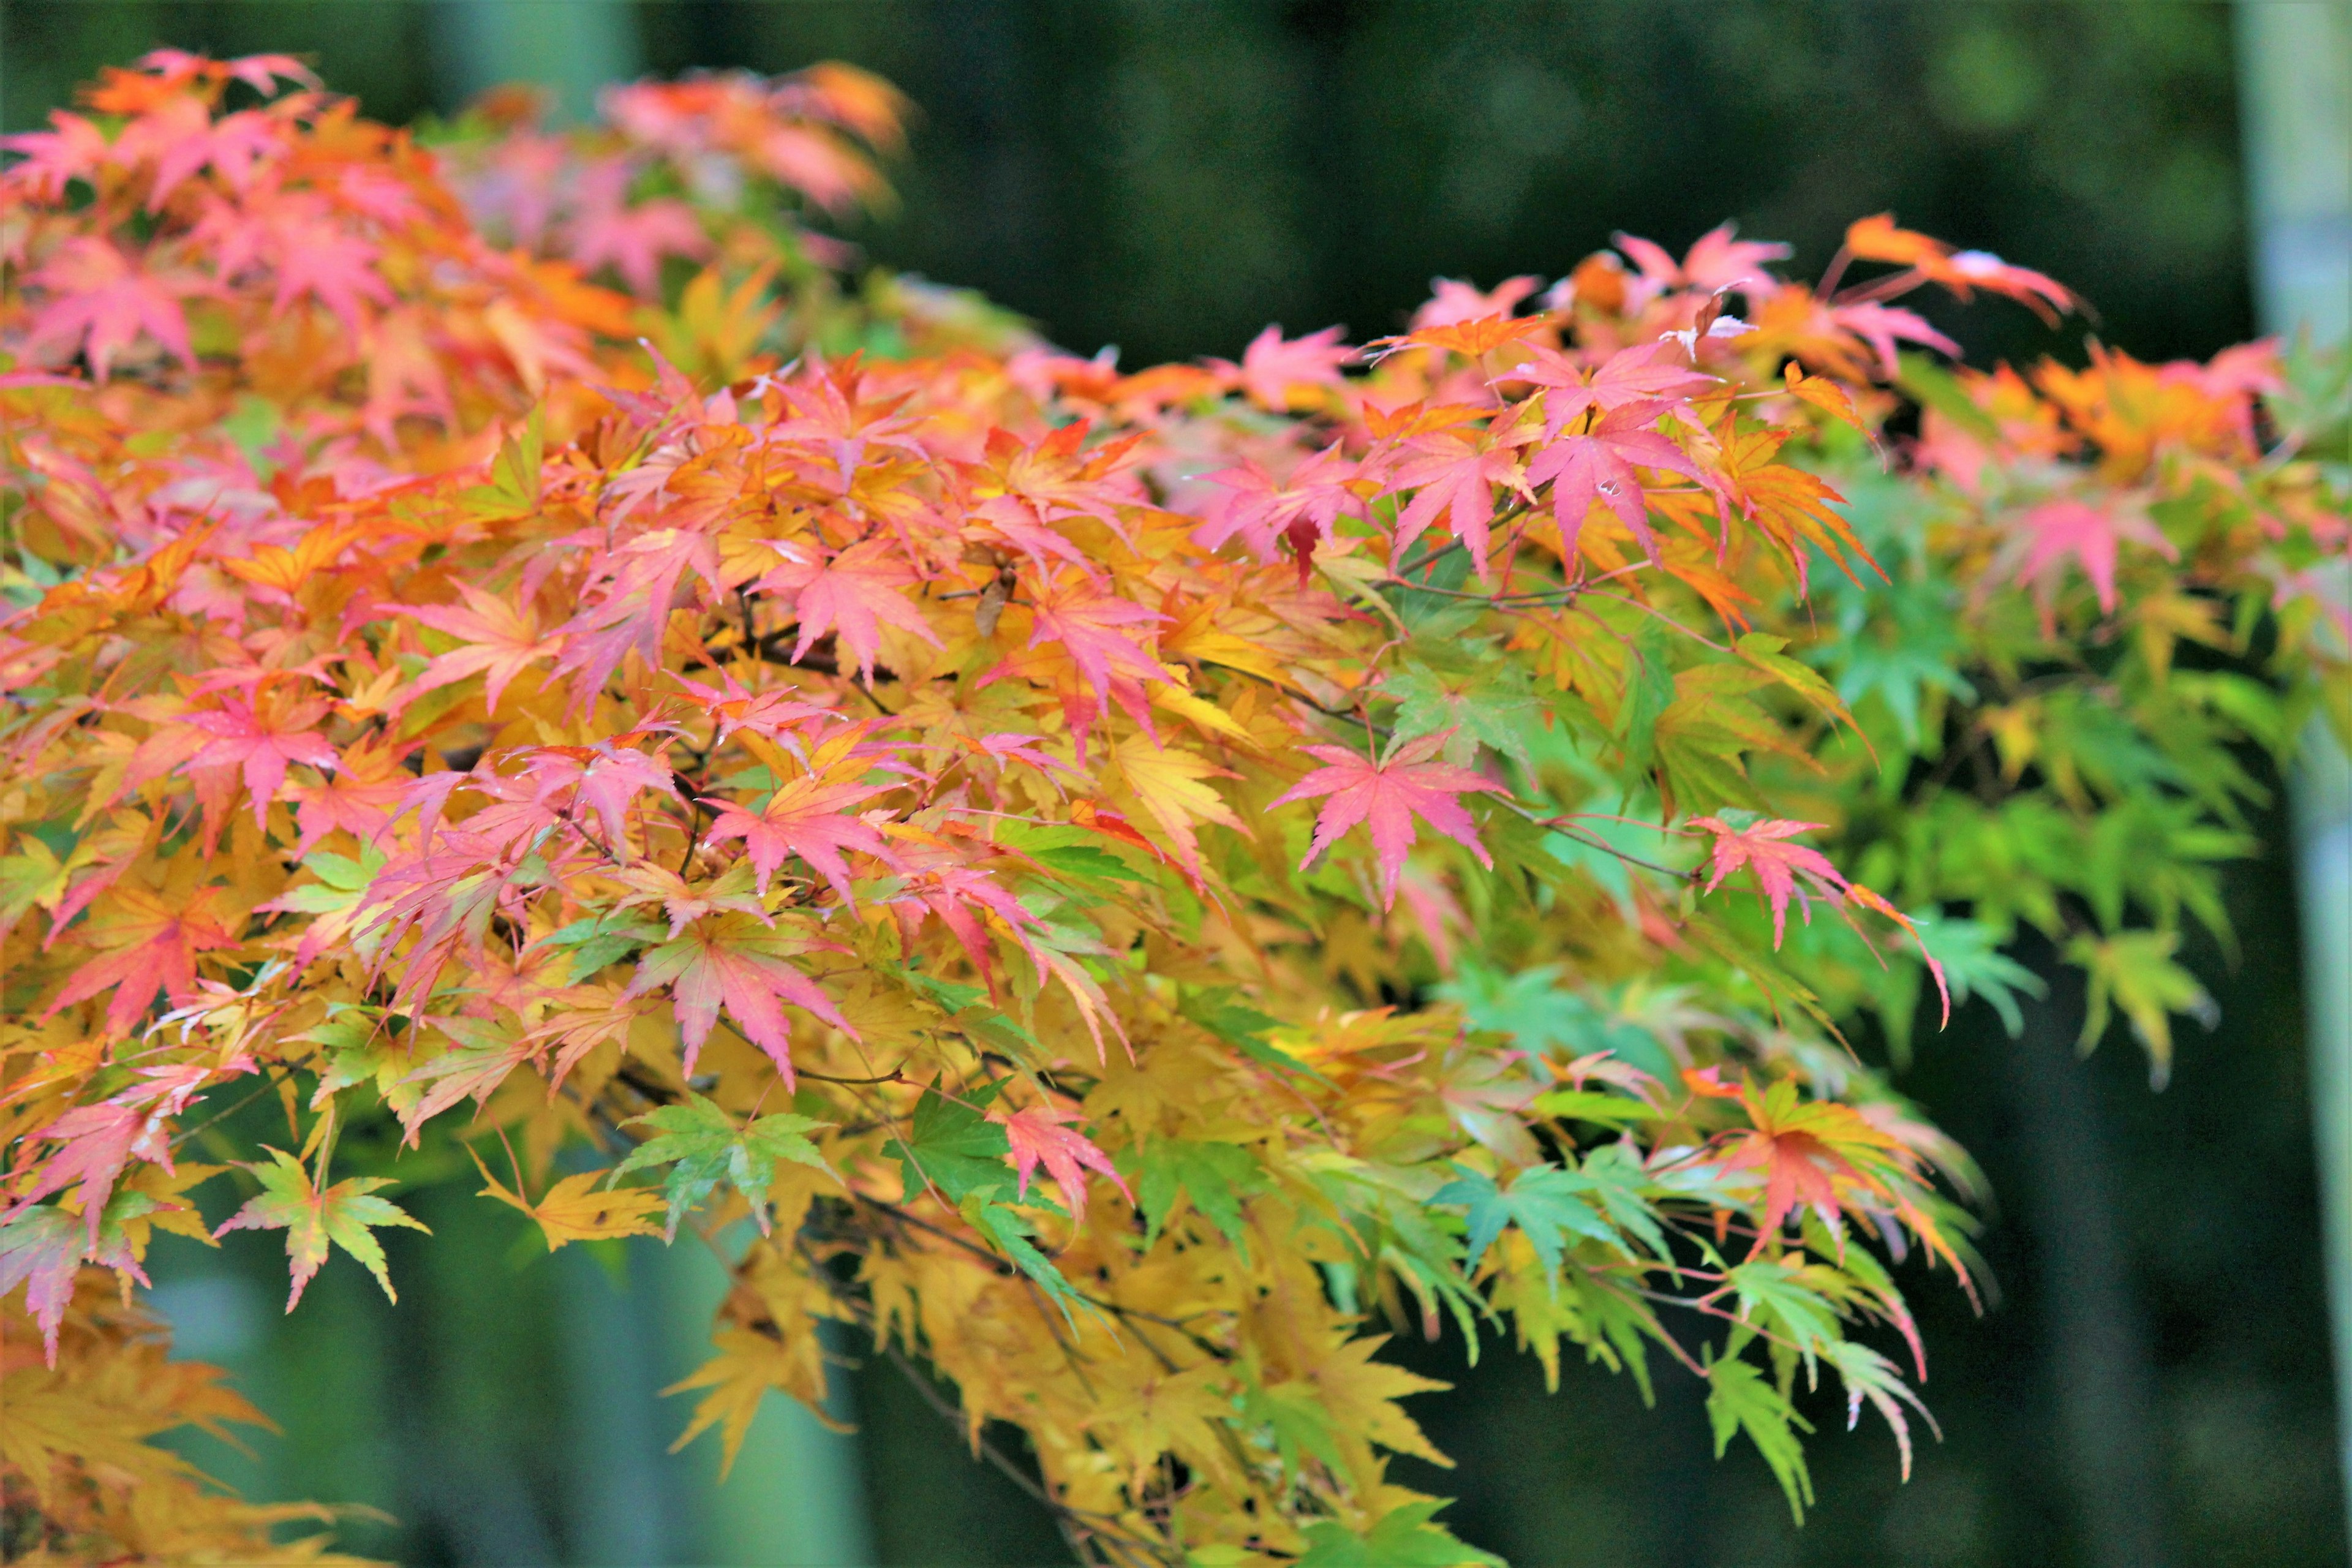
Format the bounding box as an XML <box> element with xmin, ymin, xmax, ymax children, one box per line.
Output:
<box><xmin>1371</xmin><ymin>313</ymin><xmax>1551</xmax><ymax>359</ymax></box>
<box><xmin>1194</xmin><ymin>442</ymin><xmax>1368</xmax><ymax>574</ymax></box>
<box><xmin>1112</xmin><ymin>734</ymin><xmax>1241</xmax><ymax>881</ymax></box>
<box><xmin>988</xmin><ymin>1103</ymin><xmax>1131</xmax><ymax>1223</ymax></box>
<box><xmin>1382</xmin><ymin>423</ymin><xmax>1539</xmax><ymax>580</ymax></box>
<box><xmin>1827</xmin><ymin>301</ymin><xmax>1959</xmax><ymax>378</ymax></box>
<box><xmin>625</xmin><ymin>914</ymin><xmax>855</xmax><ymax>1083</ymax></box>
<box><xmin>1412</xmin><ymin>275</ymin><xmax>1542</xmax><ymax>330</ymax></box>
<box><xmin>21</xmin><ymin>237</ymin><xmax>204</xmax><ymax>379</ymax></box>
<box><xmin>1616</xmin><ymin>221</ymin><xmax>1791</xmax><ymax>302</ymax></box>
<box><xmin>466</xmin><ymin>1142</ymin><xmax>664</xmax><ymax>1249</ymax></box>
<box><xmin>183</xmin><ymin>695</ymin><xmax>339</xmax><ymax>827</ymax></box>
<box><xmin>1688</xmin><ymin>816</ymin><xmax>1850</xmax><ymax>948</ymax></box>
<box><xmin>516</xmin><ymin>739</ymin><xmax>679</xmax><ymax>860</ymax></box>
<box><xmin>1010</xmin><ymin>576</ymin><xmax>1172</xmax><ymax>753</ymax></box>
<box><xmin>1716</xmin><ymin>1079</ymin><xmax>1905</xmax><ymax>1254</ymax></box>
<box><xmin>1510</xmin><ymin>341</ymin><xmax>1718</xmax><ymax>431</ymax></box>
<box><xmin>754</xmin><ymin>537</ymin><xmax>942</xmax><ymax>682</ymax></box>
<box><xmin>402</xmin><ymin>583</ymin><xmax>566</xmax><ymax>715</ymax></box>
<box><xmin>1528</xmin><ymin>399</ymin><xmax>1701</xmax><ymax>563</ymax></box>
<box><xmin>1272</xmin><ymin>733</ymin><xmax>1506</xmax><ymax>910</ymax></box>
<box><xmin>672</xmin><ymin>671</ymin><xmax>835</xmax><ymax>745</ymax></box>
<box><xmin>2007</xmin><ymin>497</ymin><xmax>2177</xmax><ymax>617</ymax></box>
<box><xmin>213</xmin><ymin>1147</ymin><xmax>429</xmax><ymax>1311</ymax></box>
<box><xmin>0</xmin><ymin>1205</ymin><xmax>86</xmax><ymax>1365</ymax></box>
<box><xmin>609</xmin><ymin>1091</ymin><xmax>832</xmax><ymax>1239</ymax></box>
<box><xmin>700</xmin><ymin>773</ymin><xmax>893</xmax><ymax>900</ymax></box>
<box><xmin>45</xmin><ymin>883</ymin><xmax>238</xmax><ymax>1038</ymax></box>
<box><xmin>10</xmin><ymin>1101</ymin><xmax>172</xmax><ymax>1246</ymax></box>
<box><xmin>1434</xmin><ymin>1163</ymin><xmax>1624</xmax><ymax>1278</ymax></box>
<box><xmin>1221</xmin><ymin>325</ymin><xmax>1355</xmax><ymax>410</ymax></box>
<box><xmin>565</xmin><ymin>158</ymin><xmax>711</xmax><ymax>295</ymax></box>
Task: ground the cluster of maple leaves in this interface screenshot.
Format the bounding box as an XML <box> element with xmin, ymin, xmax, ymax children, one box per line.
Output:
<box><xmin>1</xmin><ymin>52</ymin><xmax>2344</xmax><ymax>1568</ymax></box>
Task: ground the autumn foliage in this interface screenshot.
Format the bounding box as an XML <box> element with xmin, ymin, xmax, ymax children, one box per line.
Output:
<box><xmin>2</xmin><ymin>52</ymin><xmax>2346</xmax><ymax>1567</ymax></box>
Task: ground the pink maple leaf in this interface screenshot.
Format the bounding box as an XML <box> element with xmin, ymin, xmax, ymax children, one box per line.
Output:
<box><xmin>1527</xmin><ymin>399</ymin><xmax>1701</xmax><ymax>562</ymax></box>
<box><xmin>1412</xmin><ymin>276</ymin><xmax>1542</xmax><ymax>331</ymax></box>
<box><xmin>1016</xmin><ymin>578</ymin><xmax>1170</xmax><ymax>752</ymax></box>
<box><xmin>625</xmin><ymin>916</ymin><xmax>855</xmax><ymax>1084</ymax></box>
<box><xmin>673</xmin><ymin>672</ymin><xmax>834</xmax><ymax>745</ymax></box>
<box><xmin>1382</xmin><ymin>425</ymin><xmax>1539</xmax><ymax>581</ymax></box>
<box><xmin>1615</xmin><ymin>222</ymin><xmax>1790</xmax><ymax>309</ymax></box>
<box><xmin>1224</xmin><ymin>325</ymin><xmax>1356</xmax><ymax>412</ymax></box>
<box><xmin>519</xmin><ymin>741</ymin><xmax>678</xmax><ymax>861</ymax></box>
<box><xmin>22</xmin><ymin>237</ymin><xmax>203</xmax><ymax>380</ymax></box>
<box><xmin>1512</xmin><ymin>341</ymin><xmax>1719</xmax><ymax>432</ymax></box>
<box><xmin>1</xmin><ymin>111</ymin><xmax>111</xmax><ymax>201</ymax></box>
<box><xmin>1195</xmin><ymin>442</ymin><xmax>1368</xmax><ymax>572</ymax></box>
<box><xmin>2008</xmin><ymin>498</ymin><xmax>2176</xmax><ymax>617</ymax></box>
<box><xmin>1689</xmin><ymin>816</ymin><xmax>1850</xmax><ymax>947</ymax></box>
<box><xmin>700</xmin><ymin>774</ymin><xmax>894</xmax><ymax>901</ymax></box>
<box><xmin>755</xmin><ymin>538</ymin><xmax>943</xmax><ymax>682</ymax></box>
<box><xmin>1828</xmin><ymin>301</ymin><xmax>1959</xmax><ymax>379</ymax></box>
<box><xmin>565</xmin><ymin>158</ymin><xmax>710</xmax><ymax>296</ymax></box>
<box><xmin>989</xmin><ymin>1104</ymin><xmax>1131</xmax><ymax>1223</ymax></box>
<box><xmin>1271</xmin><ymin>733</ymin><xmax>1506</xmax><ymax>910</ymax></box>
<box><xmin>184</xmin><ymin>695</ymin><xmax>340</xmax><ymax>826</ymax></box>
<box><xmin>402</xmin><ymin>582</ymin><xmax>565</xmax><ymax>715</ymax></box>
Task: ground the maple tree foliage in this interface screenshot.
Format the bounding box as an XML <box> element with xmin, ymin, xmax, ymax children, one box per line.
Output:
<box><xmin>0</xmin><ymin>52</ymin><xmax>2346</xmax><ymax>1567</ymax></box>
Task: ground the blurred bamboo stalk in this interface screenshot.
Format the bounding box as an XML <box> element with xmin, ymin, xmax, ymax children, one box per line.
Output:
<box><xmin>2236</xmin><ymin>0</ymin><xmax>2352</xmax><ymax>1545</ymax></box>
<box><xmin>431</xmin><ymin>0</ymin><xmax>641</xmax><ymax>124</ymax></box>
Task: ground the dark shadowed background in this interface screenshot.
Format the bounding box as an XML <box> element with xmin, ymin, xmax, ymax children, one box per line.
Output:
<box><xmin>1</xmin><ymin>4</ymin><xmax>2339</xmax><ymax>1567</ymax></box>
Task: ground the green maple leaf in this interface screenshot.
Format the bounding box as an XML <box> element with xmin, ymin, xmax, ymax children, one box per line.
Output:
<box><xmin>889</xmin><ymin>1080</ymin><xmax>1012</xmax><ymax>1205</ymax></box>
<box><xmin>214</xmin><ymin>1147</ymin><xmax>429</xmax><ymax>1311</ymax></box>
<box><xmin>2067</xmin><ymin>929</ymin><xmax>2216</xmax><ymax>1087</ymax></box>
<box><xmin>1434</xmin><ymin>1163</ymin><xmax>1620</xmax><ymax>1278</ymax></box>
<box><xmin>1177</xmin><ymin>986</ymin><xmax>1322</xmax><ymax>1077</ymax></box>
<box><xmin>610</xmin><ymin>1091</ymin><xmax>831</xmax><ymax>1240</ymax></box>
<box><xmin>1382</xmin><ymin>650</ymin><xmax>1545</xmax><ymax>768</ymax></box>
<box><xmin>1915</xmin><ymin>914</ymin><xmax>2044</xmax><ymax>1037</ymax></box>
<box><xmin>1296</xmin><ymin>1501</ymin><xmax>1503</xmax><ymax>1568</ymax></box>
<box><xmin>1706</xmin><ymin>1335</ymin><xmax>1817</xmax><ymax>1524</ymax></box>
<box><xmin>1126</xmin><ymin>1137</ymin><xmax>1262</xmax><ymax>1250</ymax></box>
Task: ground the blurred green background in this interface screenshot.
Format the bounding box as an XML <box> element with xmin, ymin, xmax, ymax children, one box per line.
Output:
<box><xmin>1</xmin><ymin>4</ymin><xmax>2339</xmax><ymax>1566</ymax></box>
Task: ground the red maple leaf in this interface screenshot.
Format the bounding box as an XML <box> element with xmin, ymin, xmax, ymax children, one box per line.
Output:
<box><xmin>1715</xmin><ymin>1079</ymin><xmax>1905</xmax><ymax>1254</ymax></box>
<box><xmin>700</xmin><ymin>774</ymin><xmax>894</xmax><ymax>901</ymax></box>
<box><xmin>625</xmin><ymin>914</ymin><xmax>855</xmax><ymax>1084</ymax></box>
<box><xmin>989</xmin><ymin>1103</ymin><xmax>1131</xmax><ymax>1223</ymax></box>
<box><xmin>755</xmin><ymin>538</ymin><xmax>942</xmax><ymax>682</ymax></box>
<box><xmin>44</xmin><ymin>883</ymin><xmax>238</xmax><ymax>1037</ymax></box>
<box><xmin>402</xmin><ymin>583</ymin><xmax>566</xmax><ymax>715</ymax></box>
<box><xmin>1527</xmin><ymin>399</ymin><xmax>1701</xmax><ymax>564</ymax></box>
<box><xmin>1270</xmin><ymin>733</ymin><xmax>1506</xmax><ymax>910</ymax></box>
<box><xmin>1688</xmin><ymin>816</ymin><xmax>1850</xmax><ymax>948</ymax></box>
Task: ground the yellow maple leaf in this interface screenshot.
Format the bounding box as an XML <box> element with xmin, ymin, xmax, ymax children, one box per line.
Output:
<box><xmin>1112</xmin><ymin>735</ymin><xmax>1242</xmax><ymax>878</ymax></box>
<box><xmin>467</xmin><ymin>1144</ymin><xmax>665</xmax><ymax>1250</ymax></box>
